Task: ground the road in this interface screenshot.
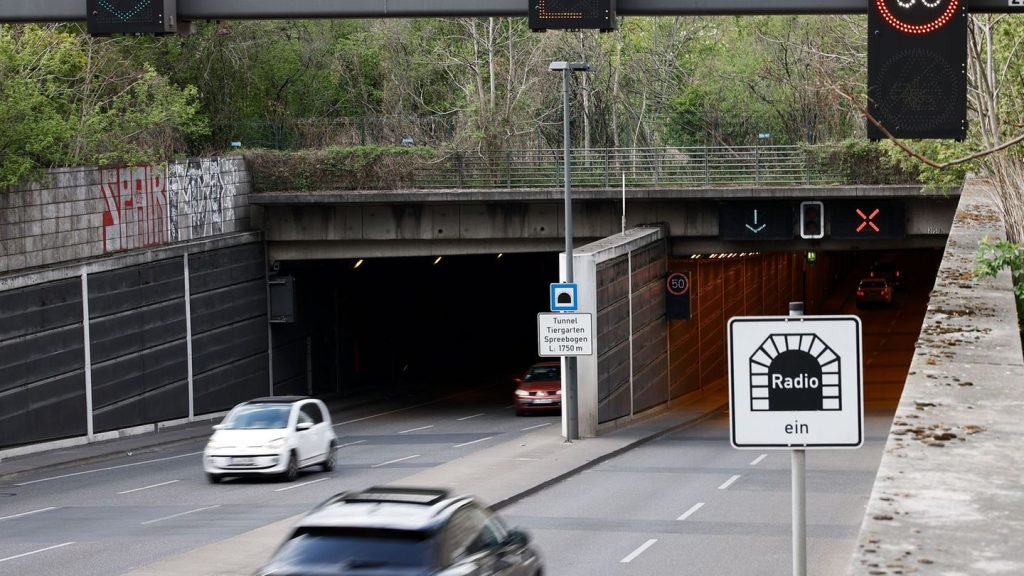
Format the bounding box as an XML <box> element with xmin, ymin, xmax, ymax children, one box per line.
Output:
<box><xmin>0</xmin><ymin>250</ymin><xmax>936</xmax><ymax>575</ymax></box>
<box><xmin>501</xmin><ymin>409</ymin><xmax>894</xmax><ymax>575</ymax></box>
<box><xmin>0</xmin><ymin>391</ymin><xmax>559</xmax><ymax>576</ymax></box>
<box><xmin>499</xmin><ymin>249</ymin><xmax>937</xmax><ymax>575</ymax></box>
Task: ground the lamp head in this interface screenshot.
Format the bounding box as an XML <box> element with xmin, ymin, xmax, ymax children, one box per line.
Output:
<box><xmin>549</xmin><ymin>61</ymin><xmax>591</xmax><ymax>72</ymax></box>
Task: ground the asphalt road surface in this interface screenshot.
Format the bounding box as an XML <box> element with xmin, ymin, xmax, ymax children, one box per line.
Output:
<box><xmin>0</xmin><ymin>392</ymin><xmax>559</xmax><ymax>576</ymax></box>
<box><xmin>0</xmin><ymin>249</ymin><xmax>936</xmax><ymax>575</ymax></box>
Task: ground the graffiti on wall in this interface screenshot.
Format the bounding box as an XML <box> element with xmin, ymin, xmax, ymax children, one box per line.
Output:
<box><xmin>101</xmin><ymin>158</ymin><xmax>235</xmax><ymax>253</ymax></box>
<box><xmin>100</xmin><ymin>165</ymin><xmax>168</xmax><ymax>253</ymax></box>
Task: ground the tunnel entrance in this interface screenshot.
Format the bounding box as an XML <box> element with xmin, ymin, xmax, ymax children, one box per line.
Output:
<box><xmin>270</xmin><ymin>253</ymin><xmax>556</xmax><ymax>399</ymax></box>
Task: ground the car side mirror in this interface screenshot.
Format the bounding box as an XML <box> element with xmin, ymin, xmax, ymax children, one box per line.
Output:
<box><xmin>504</xmin><ymin>528</ymin><xmax>530</xmax><ymax>547</ymax></box>
<box><xmin>296</xmin><ymin>421</ymin><xmax>313</xmax><ymax>432</ymax></box>
<box><xmin>212</xmin><ymin>424</ymin><xmax>224</xmax><ymax>431</ymax></box>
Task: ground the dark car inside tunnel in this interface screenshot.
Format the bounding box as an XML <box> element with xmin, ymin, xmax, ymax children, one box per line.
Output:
<box><xmin>270</xmin><ymin>253</ymin><xmax>557</xmax><ymax>401</ymax></box>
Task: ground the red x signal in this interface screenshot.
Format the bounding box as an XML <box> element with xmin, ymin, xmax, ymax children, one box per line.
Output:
<box><xmin>856</xmin><ymin>208</ymin><xmax>881</xmax><ymax>233</ymax></box>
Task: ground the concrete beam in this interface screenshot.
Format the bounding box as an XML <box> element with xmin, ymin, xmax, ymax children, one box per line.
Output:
<box><xmin>3</xmin><ymin>0</ymin><xmax>1020</xmax><ymax>22</ymax></box>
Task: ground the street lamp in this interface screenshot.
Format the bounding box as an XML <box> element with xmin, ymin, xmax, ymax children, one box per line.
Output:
<box><xmin>549</xmin><ymin>61</ymin><xmax>590</xmax><ymax>441</ymax></box>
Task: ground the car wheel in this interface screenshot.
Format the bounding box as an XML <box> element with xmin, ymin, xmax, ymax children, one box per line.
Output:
<box><xmin>323</xmin><ymin>441</ymin><xmax>337</xmax><ymax>472</ymax></box>
<box><xmin>206</xmin><ymin>473</ymin><xmax>222</xmax><ymax>484</ymax></box>
<box><xmin>281</xmin><ymin>451</ymin><xmax>299</xmax><ymax>482</ymax></box>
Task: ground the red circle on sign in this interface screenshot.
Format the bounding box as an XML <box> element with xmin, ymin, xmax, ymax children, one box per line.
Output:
<box><xmin>667</xmin><ymin>272</ymin><xmax>690</xmax><ymax>296</ymax></box>
<box><xmin>875</xmin><ymin>0</ymin><xmax>960</xmax><ymax>35</ymax></box>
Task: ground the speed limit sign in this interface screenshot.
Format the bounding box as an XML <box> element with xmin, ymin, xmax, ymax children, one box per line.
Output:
<box><xmin>666</xmin><ymin>271</ymin><xmax>691</xmax><ymax>319</ymax></box>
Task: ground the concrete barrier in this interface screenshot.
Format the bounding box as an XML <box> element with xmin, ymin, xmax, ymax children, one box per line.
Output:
<box><xmin>848</xmin><ymin>176</ymin><xmax>1024</xmax><ymax>574</ymax></box>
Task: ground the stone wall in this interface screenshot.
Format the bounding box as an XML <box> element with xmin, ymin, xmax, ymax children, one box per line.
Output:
<box><xmin>0</xmin><ymin>156</ymin><xmax>251</xmax><ymax>274</ymax></box>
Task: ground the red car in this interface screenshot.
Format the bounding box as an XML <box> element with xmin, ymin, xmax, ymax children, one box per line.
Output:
<box><xmin>513</xmin><ymin>361</ymin><xmax>562</xmax><ymax>416</ymax></box>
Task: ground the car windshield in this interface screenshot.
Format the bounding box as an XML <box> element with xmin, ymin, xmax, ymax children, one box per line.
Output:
<box><xmin>523</xmin><ymin>366</ymin><xmax>560</xmax><ymax>382</ymax></box>
<box><xmin>860</xmin><ymin>280</ymin><xmax>886</xmax><ymax>288</ymax></box>
<box><xmin>222</xmin><ymin>405</ymin><xmax>291</xmax><ymax>430</ymax></box>
<box><xmin>272</xmin><ymin>528</ymin><xmax>433</xmax><ymax>569</ymax></box>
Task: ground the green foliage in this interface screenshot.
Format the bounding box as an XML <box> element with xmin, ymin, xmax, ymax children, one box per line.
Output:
<box><xmin>245</xmin><ymin>145</ymin><xmax>436</xmax><ymax>191</ymax></box>
<box><xmin>802</xmin><ymin>140</ymin><xmax>924</xmax><ymax>185</ymax></box>
<box><xmin>0</xmin><ymin>24</ymin><xmax>207</xmax><ymax>188</ymax></box>
<box><xmin>878</xmin><ymin>139</ymin><xmax>975</xmax><ymax>190</ymax></box>
<box><xmin>974</xmin><ymin>237</ymin><xmax>1024</xmax><ymax>332</ymax></box>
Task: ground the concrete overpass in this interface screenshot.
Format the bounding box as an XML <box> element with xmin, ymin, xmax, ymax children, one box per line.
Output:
<box><xmin>253</xmin><ymin>185</ymin><xmax>959</xmax><ymax>262</ymax></box>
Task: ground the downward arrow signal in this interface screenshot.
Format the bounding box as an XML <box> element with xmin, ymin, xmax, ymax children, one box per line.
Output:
<box><xmin>745</xmin><ymin>209</ymin><xmax>767</xmax><ymax>233</ymax></box>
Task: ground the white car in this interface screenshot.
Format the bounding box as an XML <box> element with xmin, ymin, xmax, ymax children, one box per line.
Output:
<box><xmin>203</xmin><ymin>396</ymin><xmax>337</xmax><ymax>483</ymax></box>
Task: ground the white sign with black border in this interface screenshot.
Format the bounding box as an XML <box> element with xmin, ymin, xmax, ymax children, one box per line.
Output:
<box><xmin>728</xmin><ymin>315</ymin><xmax>863</xmax><ymax>449</ymax></box>
<box><xmin>537</xmin><ymin>313</ymin><xmax>593</xmax><ymax>356</ymax></box>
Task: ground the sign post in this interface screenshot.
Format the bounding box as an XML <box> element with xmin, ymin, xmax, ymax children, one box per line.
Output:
<box><xmin>728</xmin><ymin>305</ymin><xmax>863</xmax><ymax>576</ymax></box>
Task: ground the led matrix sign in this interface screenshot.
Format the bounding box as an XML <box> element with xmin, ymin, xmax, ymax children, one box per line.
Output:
<box><xmin>529</xmin><ymin>0</ymin><xmax>616</xmax><ymax>31</ymax></box>
<box><xmin>867</xmin><ymin>0</ymin><xmax>967</xmax><ymax>140</ymax></box>
<box><xmin>87</xmin><ymin>0</ymin><xmax>177</xmax><ymax>34</ymax></box>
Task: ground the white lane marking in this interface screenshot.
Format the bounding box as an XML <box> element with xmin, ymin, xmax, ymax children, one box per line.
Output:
<box><xmin>117</xmin><ymin>480</ymin><xmax>180</xmax><ymax>495</ymax></box>
<box><xmin>0</xmin><ymin>542</ymin><xmax>75</xmax><ymax>564</ymax></box>
<box><xmin>0</xmin><ymin>507</ymin><xmax>58</xmax><ymax>522</ymax></box>
<box><xmin>750</xmin><ymin>454</ymin><xmax>767</xmax><ymax>466</ymax></box>
<box><xmin>457</xmin><ymin>413</ymin><xmax>485</xmax><ymax>421</ymax></box>
<box><xmin>372</xmin><ymin>454</ymin><xmax>420</xmax><ymax>468</ymax></box>
<box><xmin>141</xmin><ymin>505</ymin><xmax>220</xmax><ymax>525</ymax></box>
<box><xmin>333</xmin><ymin>398</ymin><xmax>449</xmax><ymax>427</ymax></box>
<box><xmin>676</xmin><ymin>502</ymin><xmax>704</xmax><ymax>521</ymax></box>
<box><xmin>398</xmin><ymin>425</ymin><xmax>434</xmax><ymax>434</ymax></box>
<box><xmin>718</xmin><ymin>475</ymin><xmax>741</xmax><ymax>490</ymax></box>
<box><xmin>337</xmin><ymin>440</ymin><xmax>366</xmax><ymax>448</ymax></box>
<box><xmin>14</xmin><ymin>451</ymin><xmax>204</xmax><ymax>486</ymax></box>
<box><xmin>521</xmin><ymin>422</ymin><xmax>552</xmax><ymax>431</ymax></box>
<box><xmin>620</xmin><ymin>539</ymin><xmax>658</xmax><ymax>563</ymax></box>
<box><xmin>274</xmin><ymin>477</ymin><xmax>328</xmax><ymax>492</ymax></box>
<box><xmin>453</xmin><ymin>436</ymin><xmax>494</xmax><ymax>448</ymax></box>
<box><xmin>515</xmin><ymin>458</ymin><xmax>540</xmax><ymax>461</ymax></box>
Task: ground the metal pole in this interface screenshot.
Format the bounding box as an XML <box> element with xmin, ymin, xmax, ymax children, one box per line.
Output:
<box><xmin>789</xmin><ymin>301</ymin><xmax>807</xmax><ymax>576</ymax></box>
<box><xmin>562</xmin><ymin>67</ymin><xmax>579</xmax><ymax>441</ymax></box>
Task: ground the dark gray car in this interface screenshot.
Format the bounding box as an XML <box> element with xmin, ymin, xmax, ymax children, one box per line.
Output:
<box><xmin>255</xmin><ymin>487</ymin><xmax>543</xmax><ymax>576</ymax></box>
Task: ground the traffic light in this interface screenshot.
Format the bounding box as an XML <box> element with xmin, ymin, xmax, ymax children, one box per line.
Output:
<box><xmin>530</xmin><ymin>0</ymin><xmax>616</xmax><ymax>31</ymax></box>
<box><xmin>800</xmin><ymin>201</ymin><xmax>824</xmax><ymax>240</ymax></box>
<box><xmin>87</xmin><ymin>0</ymin><xmax>181</xmax><ymax>35</ymax></box>
<box><xmin>867</xmin><ymin>0</ymin><xmax>967</xmax><ymax>140</ymax></box>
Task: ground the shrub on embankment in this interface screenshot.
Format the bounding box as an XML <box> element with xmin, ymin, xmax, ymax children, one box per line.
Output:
<box><xmin>244</xmin><ymin>146</ymin><xmax>436</xmax><ymax>192</ymax></box>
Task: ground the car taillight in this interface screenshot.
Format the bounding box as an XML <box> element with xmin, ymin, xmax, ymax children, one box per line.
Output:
<box><xmin>857</xmin><ymin>290</ymin><xmax>865</xmax><ymax>296</ymax></box>
<box><xmin>896</xmin><ymin>271</ymin><xmax>901</xmax><ymax>278</ymax></box>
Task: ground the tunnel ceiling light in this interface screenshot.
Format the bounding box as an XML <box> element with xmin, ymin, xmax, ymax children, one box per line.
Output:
<box><xmin>353</xmin><ymin>259</ymin><xmax>364</xmax><ymax>270</ymax></box>
<box><xmin>433</xmin><ymin>256</ymin><xmax>443</xmax><ymax>265</ymax></box>
<box><xmin>497</xmin><ymin>253</ymin><xmax>503</xmax><ymax>259</ymax></box>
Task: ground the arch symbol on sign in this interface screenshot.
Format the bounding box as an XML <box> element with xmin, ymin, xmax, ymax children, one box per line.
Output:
<box><xmin>856</xmin><ymin>208</ymin><xmax>881</xmax><ymax>233</ymax></box>
<box><xmin>749</xmin><ymin>334</ymin><xmax>842</xmax><ymax>412</ymax></box>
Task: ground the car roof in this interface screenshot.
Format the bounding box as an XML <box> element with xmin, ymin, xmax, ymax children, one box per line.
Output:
<box><xmin>296</xmin><ymin>487</ymin><xmax>473</xmax><ymax>532</ymax></box>
<box><xmin>245</xmin><ymin>396</ymin><xmax>311</xmax><ymax>404</ymax></box>
<box><xmin>530</xmin><ymin>361</ymin><xmax>560</xmax><ymax>368</ymax></box>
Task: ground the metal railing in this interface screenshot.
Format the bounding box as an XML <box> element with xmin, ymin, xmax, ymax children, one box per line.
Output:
<box><xmin>409</xmin><ymin>146</ymin><xmax>837</xmax><ymax>189</ymax></box>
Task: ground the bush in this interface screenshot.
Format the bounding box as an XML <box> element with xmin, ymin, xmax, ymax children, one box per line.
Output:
<box><xmin>802</xmin><ymin>140</ymin><xmax>923</xmax><ymax>185</ymax></box>
<box><xmin>244</xmin><ymin>146</ymin><xmax>437</xmax><ymax>192</ymax></box>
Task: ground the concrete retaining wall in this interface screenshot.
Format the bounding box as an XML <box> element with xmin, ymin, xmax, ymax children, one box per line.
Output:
<box><xmin>0</xmin><ymin>156</ymin><xmax>251</xmax><ymax>274</ymax></box>
<box><xmin>848</xmin><ymin>176</ymin><xmax>1024</xmax><ymax>574</ymax></box>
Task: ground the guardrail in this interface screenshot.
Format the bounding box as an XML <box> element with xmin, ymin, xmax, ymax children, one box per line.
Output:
<box><xmin>412</xmin><ymin>146</ymin><xmax>838</xmax><ymax>189</ymax></box>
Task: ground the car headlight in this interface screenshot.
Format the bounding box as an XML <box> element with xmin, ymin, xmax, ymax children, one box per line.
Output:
<box><xmin>265</xmin><ymin>438</ymin><xmax>286</xmax><ymax>450</ymax></box>
<box><xmin>555</xmin><ymin>389</ymin><xmax>562</xmax><ymax>395</ymax></box>
<box><xmin>206</xmin><ymin>439</ymin><xmax>231</xmax><ymax>450</ymax></box>
<box><xmin>514</xmin><ymin>389</ymin><xmax>530</xmax><ymax>397</ymax></box>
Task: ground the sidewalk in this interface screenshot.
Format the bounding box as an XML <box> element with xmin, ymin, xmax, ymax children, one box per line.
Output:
<box><xmin>122</xmin><ymin>389</ymin><xmax>728</xmax><ymax>576</ymax></box>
